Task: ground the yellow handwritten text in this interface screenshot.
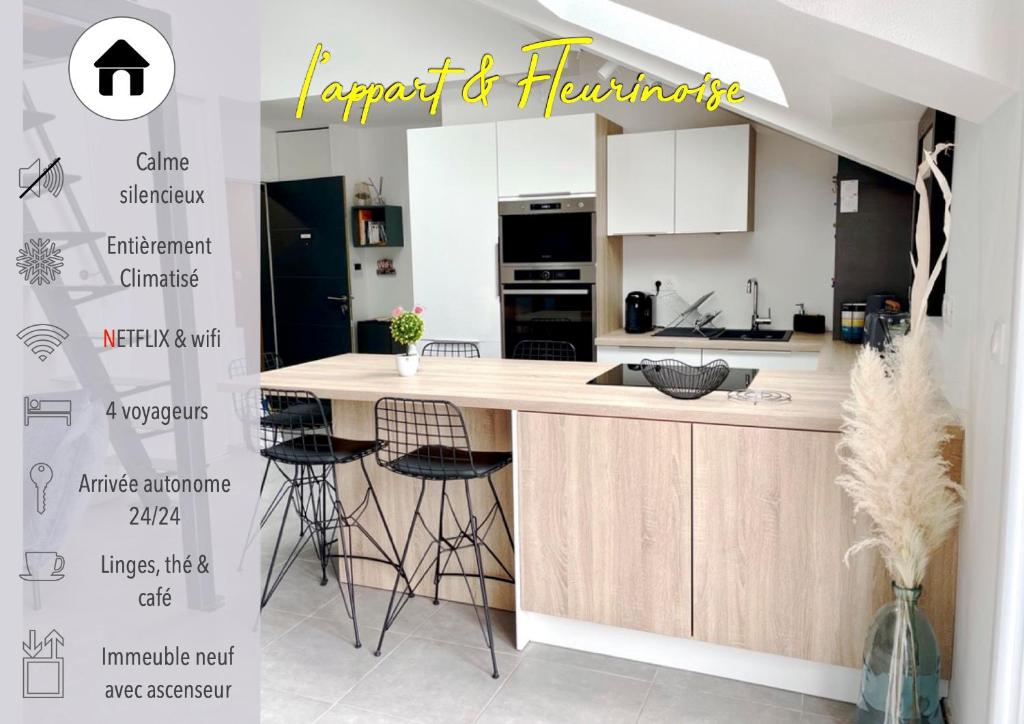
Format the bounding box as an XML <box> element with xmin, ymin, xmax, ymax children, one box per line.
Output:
<box><xmin>517</xmin><ymin>38</ymin><xmax>744</xmax><ymax>116</ymax></box>
<box><xmin>294</xmin><ymin>38</ymin><xmax>744</xmax><ymax>124</ymax></box>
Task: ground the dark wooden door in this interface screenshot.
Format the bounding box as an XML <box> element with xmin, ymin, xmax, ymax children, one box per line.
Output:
<box><xmin>263</xmin><ymin>177</ymin><xmax>351</xmax><ymax>365</ymax></box>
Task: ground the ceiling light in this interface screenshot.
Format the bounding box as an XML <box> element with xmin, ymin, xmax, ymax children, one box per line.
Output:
<box><xmin>597</xmin><ymin>59</ymin><xmax>618</xmax><ymax>80</ymax></box>
<box><xmin>537</xmin><ymin>0</ymin><xmax>788</xmax><ymax>107</ymax></box>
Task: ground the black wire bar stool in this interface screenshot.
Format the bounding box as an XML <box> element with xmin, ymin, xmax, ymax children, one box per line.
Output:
<box><xmin>260</xmin><ymin>389</ymin><xmax>411</xmax><ymax>648</ymax></box>
<box><xmin>421</xmin><ymin>341</ymin><xmax>481</xmax><ymax>358</ymax></box>
<box><xmin>372</xmin><ymin>397</ymin><xmax>514</xmax><ymax>677</ymax></box>
<box><xmin>235</xmin><ymin>355</ymin><xmax>333</xmax><ymax>570</ymax></box>
<box><xmin>511</xmin><ymin>339</ymin><xmax>577</xmax><ymax>361</ymax></box>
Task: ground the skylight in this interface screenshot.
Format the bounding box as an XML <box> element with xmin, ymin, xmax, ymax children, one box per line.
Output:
<box><xmin>537</xmin><ymin>0</ymin><xmax>788</xmax><ymax>107</ymax></box>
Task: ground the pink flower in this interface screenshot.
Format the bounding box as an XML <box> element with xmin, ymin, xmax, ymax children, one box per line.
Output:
<box><xmin>413</xmin><ymin>305</ymin><xmax>424</xmax><ymax>315</ymax></box>
<box><xmin>392</xmin><ymin>306</ymin><xmax>404</xmax><ymax>317</ymax></box>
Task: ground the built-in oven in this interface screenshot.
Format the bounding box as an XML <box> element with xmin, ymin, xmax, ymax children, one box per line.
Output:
<box><xmin>499</xmin><ymin>196</ymin><xmax>596</xmax><ymax>267</ymax></box>
<box><xmin>501</xmin><ymin>272</ymin><xmax>595</xmax><ymax>362</ymax></box>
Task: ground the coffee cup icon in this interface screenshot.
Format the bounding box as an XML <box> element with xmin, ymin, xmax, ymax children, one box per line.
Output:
<box><xmin>20</xmin><ymin>552</ymin><xmax>65</xmax><ymax>582</ymax></box>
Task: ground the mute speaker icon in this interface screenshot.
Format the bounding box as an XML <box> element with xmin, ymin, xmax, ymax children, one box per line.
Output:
<box><xmin>19</xmin><ymin>157</ymin><xmax>64</xmax><ymax>199</ymax></box>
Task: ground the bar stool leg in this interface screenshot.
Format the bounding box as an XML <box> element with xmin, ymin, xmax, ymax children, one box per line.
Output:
<box><xmin>237</xmin><ymin>458</ymin><xmax>273</xmax><ymax>572</ymax></box>
<box><xmin>487</xmin><ymin>473</ymin><xmax>514</xmax><ymax>551</ymax></box>
<box><xmin>432</xmin><ymin>479</ymin><xmax>448</xmax><ymax>605</ymax></box>
<box><xmin>262</xmin><ymin>478</ymin><xmax>311</xmax><ymax>608</ymax></box>
<box><xmin>331</xmin><ymin>463</ymin><xmax>362</xmax><ymax>648</ymax></box>
<box><xmin>465</xmin><ymin>479</ymin><xmax>500</xmax><ymax>679</ymax></box>
<box><xmin>317</xmin><ymin>464</ymin><xmax>331</xmax><ymax>586</ymax></box>
<box><xmin>374</xmin><ymin>479</ymin><xmax>427</xmax><ymax>657</ymax></box>
<box><xmin>360</xmin><ymin>457</ymin><xmax>415</xmax><ymax>596</ymax></box>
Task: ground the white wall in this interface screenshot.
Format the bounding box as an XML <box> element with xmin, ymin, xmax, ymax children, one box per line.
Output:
<box><xmin>275</xmin><ymin>127</ymin><xmax>332</xmax><ymax>179</ymax></box>
<box><xmin>260</xmin><ymin>126</ymin><xmax>279</xmax><ymax>181</ymax></box>
<box><xmin>331</xmin><ymin>124</ymin><xmax>415</xmax><ymax>320</ymax></box>
<box><xmin>622</xmin><ymin>126</ymin><xmax>837</xmax><ymax>329</ymax></box>
<box><xmin>939</xmin><ymin>94</ymin><xmax>1024</xmax><ymax>724</ymax></box>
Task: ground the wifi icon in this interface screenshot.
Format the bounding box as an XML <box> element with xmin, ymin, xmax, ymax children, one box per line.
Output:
<box><xmin>19</xmin><ymin>157</ymin><xmax>64</xmax><ymax>199</ymax></box>
<box><xmin>17</xmin><ymin>324</ymin><xmax>69</xmax><ymax>362</ymax></box>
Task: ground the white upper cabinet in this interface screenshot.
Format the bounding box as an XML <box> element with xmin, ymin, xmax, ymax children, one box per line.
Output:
<box><xmin>407</xmin><ymin>123</ymin><xmax>502</xmax><ymax>357</ymax></box>
<box><xmin>674</xmin><ymin>124</ymin><xmax>755</xmax><ymax>234</ymax></box>
<box><xmin>497</xmin><ymin>114</ymin><xmax>597</xmax><ymax>198</ymax></box>
<box><xmin>607</xmin><ymin>131</ymin><xmax>676</xmax><ymax>235</ymax></box>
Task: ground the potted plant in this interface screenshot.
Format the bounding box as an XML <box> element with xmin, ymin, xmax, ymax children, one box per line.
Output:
<box><xmin>837</xmin><ymin>144</ymin><xmax>963</xmax><ymax>724</ymax></box>
<box><xmin>390</xmin><ymin>305</ymin><xmax>424</xmax><ymax>376</ymax></box>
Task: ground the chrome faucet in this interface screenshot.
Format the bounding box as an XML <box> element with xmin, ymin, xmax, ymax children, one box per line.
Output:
<box><xmin>747</xmin><ymin>278</ymin><xmax>772</xmax><ymax>330</ymax></box>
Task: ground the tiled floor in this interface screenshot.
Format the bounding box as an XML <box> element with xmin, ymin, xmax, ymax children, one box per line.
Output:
<box><xmin>257</xmin><ymin>479</ymin><xmax>856</xmax><ymax>723</ymax></box>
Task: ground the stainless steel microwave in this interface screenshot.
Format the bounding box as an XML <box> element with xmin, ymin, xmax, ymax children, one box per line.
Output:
<box><xmin>498</xmin><ymin>196</ymin><xmax>596</xmax><ymax>267</ymax></box>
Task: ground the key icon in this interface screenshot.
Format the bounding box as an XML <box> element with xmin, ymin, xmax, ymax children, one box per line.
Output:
<box><xmin>29</xmin><ymin>463</ymin><xmax>53</xmax><ymax>515</ymax></box>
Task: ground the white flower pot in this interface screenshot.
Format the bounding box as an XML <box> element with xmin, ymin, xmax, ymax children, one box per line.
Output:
<box><xmin>396</xmin><ymin>345</ymin><xmax>420</xmax><ymax>376</ymax></box>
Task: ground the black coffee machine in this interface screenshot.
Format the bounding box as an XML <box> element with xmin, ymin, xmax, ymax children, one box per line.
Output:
<box><xmin>625</xmin><ymin>292</ymin><xmax>653</xmax><ymax>333</ymax></box>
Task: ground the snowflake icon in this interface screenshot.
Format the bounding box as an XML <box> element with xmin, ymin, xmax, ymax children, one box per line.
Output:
<box><xmin>16</xmin><ymin>238</ymin><xmax>63</xmax><ymax>285</ymax></box>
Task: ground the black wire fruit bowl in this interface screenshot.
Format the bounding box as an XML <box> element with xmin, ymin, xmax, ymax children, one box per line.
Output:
<box><xmin>640</xmin><ymin>358</ymin><xmax>731</xmax><ymax>400</ymax></box>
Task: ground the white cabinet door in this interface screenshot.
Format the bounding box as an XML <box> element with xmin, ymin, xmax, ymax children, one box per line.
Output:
<box><xmin>702</xmin><ymin>349</ymin><xmax>817</xmax><ymax>371</ymax></box>
<box><xmin>596</xmin><ymin>346</ymin><xmax>702</xmax><ymax>365</ymax></box>
<box><xmin>675</xmin><ymin>125</ymin><xmax>754</xmax><ymax>233</ymax></box>
<box><xmin>607</xmin><ymin>131</ymin><xmax>675</xmax><ymax>235</ymax></box>
<box><xmin>497</xmin><ymin>114</ymin><xmax>596</xmax><ymax>198</ymax></box>
<box><xmin>408</xmin><ymin>123</ymin><xmax>501</xmax><ymax>357</ymax></box>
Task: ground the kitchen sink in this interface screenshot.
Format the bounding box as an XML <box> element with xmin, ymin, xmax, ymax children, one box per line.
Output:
<box><xmin>652</xmin><ymin>327</ymin><xmax>793</xmax><ymax>341</ymax></box>
<box><xmin>715</xmin><ymin>329</ymin><xmax>793</xmax><ymax>341</ymax></box>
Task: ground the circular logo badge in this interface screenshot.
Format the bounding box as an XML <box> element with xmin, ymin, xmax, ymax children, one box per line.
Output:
<box><xmin>68</xmin><ymin>17</ymin><xmax>175</xmax><ymax>121</ymax></box>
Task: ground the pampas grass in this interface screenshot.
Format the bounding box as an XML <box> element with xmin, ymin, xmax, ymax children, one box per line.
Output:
<box><xmin>836</xmin><ymin>142</ymin><xmax>964</xmax><ymax>589</ymax></box>
<box><xmin>837</xmin><ymin>142</ymin><xmax>963</xmax><ymax>723</ymax></box>
<box><xmin>837</xmin><ymin>332</ymin><xmax>963</xmax><ymax>588</ymax></box>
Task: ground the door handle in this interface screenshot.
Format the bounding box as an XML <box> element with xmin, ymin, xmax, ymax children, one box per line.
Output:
<box><xmin>327</xmin><ymin>295</ymin><xmax>350</xmax><ymax>316</ymax></box>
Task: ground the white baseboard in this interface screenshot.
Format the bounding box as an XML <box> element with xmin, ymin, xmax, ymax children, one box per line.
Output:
<box><xmin>517</xmin><ymin>609</ymin><xmax>862</xmax><ymax>703</ymax></box>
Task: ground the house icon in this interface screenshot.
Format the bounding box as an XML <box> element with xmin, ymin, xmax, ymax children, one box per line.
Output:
<box><xmin>94</xmin><ymin>39</ymin><xmax>149</xmax><ymax>96</ymax></box>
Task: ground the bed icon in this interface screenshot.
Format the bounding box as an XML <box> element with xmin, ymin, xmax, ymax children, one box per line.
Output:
<box><xmin>24</xmin><ymin>397</ymin><xmax>72</xmax><ymax>427</ymax></box>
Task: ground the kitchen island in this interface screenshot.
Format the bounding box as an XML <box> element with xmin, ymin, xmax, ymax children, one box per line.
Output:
<box><xmin>260</xmin><ymin>353</ymin><xmax>962</xmax><ymax>701</ymax></box>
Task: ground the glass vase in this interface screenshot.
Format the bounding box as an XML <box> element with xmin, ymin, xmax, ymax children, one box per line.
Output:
<box><xmin>856</xmin><ymin>584</ymin><xmax>942</xmax><ymax>724</ymax></box>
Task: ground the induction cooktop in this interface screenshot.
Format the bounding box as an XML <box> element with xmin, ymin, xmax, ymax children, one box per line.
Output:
<box><xmin>587</xmin><ymin>364</ymin><xmax>758</xmax><ymax>392</ymax></box>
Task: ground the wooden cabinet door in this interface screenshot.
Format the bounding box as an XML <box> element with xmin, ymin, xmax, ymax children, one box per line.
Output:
<box><xmin>692</xmin><ymin>424</ymin><xmax>959</xmax><ymax>676</ymax></box>
<box><xmin>674</xmin><ymin>125</ymin><xmax>754</xmax><ymax>233</ymax></box>
<box><xmin>607</xmin><ymin>131</ymin><xmax>676</xmax><ymax>235</ymax></box>
<box><xmin>692</xmin><ymin>425</ymin><xmax>865</xmax><ymax>665</ymax></box>
<box><xmin>497</xmin><ymin>115</ymin><xmax>596</xmax><ymax>198</ymax></box>
<box><xmin>518</xmin><ymin>412</ymin><xmax>692</xmax><ymax>638</ymax></box>
<box><xmin>407</xmin><ymin>123</ymin><xmax>501</xmax><ymax>357</ymax></box>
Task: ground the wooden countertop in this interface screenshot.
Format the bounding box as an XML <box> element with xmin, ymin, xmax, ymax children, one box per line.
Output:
<box><xmin>595</xmin><ymin>328</ymin><xmax>831</xmax><ymax>353</ymax></box>
<box><xmin>260</xmin><ymin>353</ymin><xmax>853</xmax><ymax>432</ymax></box>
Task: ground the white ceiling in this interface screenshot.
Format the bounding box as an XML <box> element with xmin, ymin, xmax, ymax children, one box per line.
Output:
<box><xmin>467</xmin><ymin>0</ymin><xmax>1021</xmax><ymax>178</ymax></box>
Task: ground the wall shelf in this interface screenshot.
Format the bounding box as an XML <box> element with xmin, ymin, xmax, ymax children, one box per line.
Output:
<box><xmin>351</xmin><ymin>205</ymin><xmax>404</xmax><ymax>248</ymax></box>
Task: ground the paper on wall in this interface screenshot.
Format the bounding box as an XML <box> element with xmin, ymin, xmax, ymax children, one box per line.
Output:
<box><xmin>839</xmin><ymin>179</ymin><xmax>859</xmax><ymax>213</ymax></box>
